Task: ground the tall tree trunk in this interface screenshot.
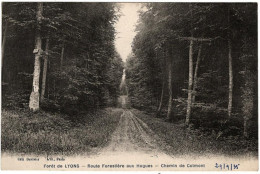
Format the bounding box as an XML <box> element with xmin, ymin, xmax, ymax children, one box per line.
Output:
<box><xmin>47</xmin><ymin>73</ymin><xmax>50</xmax><ymax>99</ymax></box>
<box><xmin>54</xmin><ymin>79</ymin><xmax>56</xmax><ymax>100</ymax></box>
<box><xmin>185</xmin><ymin>39</ymin><xmax>194</xmax><ymax>126</ymax></box>
<box><xmin>228</xmin><ymin>38</ymin><xmax>233</xmax><ymax>118</ymax></box>
<box><xmin>243</xmin><ymin>118</ymin><xmax>249</xmax><ymax>138</ymax></box>
<box><xmin>166</xmin><ymin>52</ymin><xmax>173</xmax><ymax>120</ymax></box>
<box><xmin>2</xmin><ymin>21</ymin><xmax>8</xmax><ymax>70</ymax></box>
<box><xmin>228</xmin><ymin>8</ymin><xmax>233</xmax><ymax>118</ymax></box>
<box><xmin>192</xmin><ymin>44</ymin><xmax>202</xmax><ymax>104</ymax></box>
<box><xmin>157</xmin><ymin>50</ymin><xmax>166</xmax><ymax>116</ymax></box>
<box><xmin>86</xmin><ymin>52</ymin><xmax>90</xmax><ymax>69</ymax></box>
<box><xmin>60</xmin><ymin>39</ymin><xmax>65</xmax><ymax>69</ymax></box>
<box><xmin>29</xmin><ymin>2</ymin><xmax>43</xmax><ymax>111</ymax></box>
<box><xmin>241</xmin><ymin>36</ymin><xmax>255</xmax><ymax>138</ymax></box>
<box><xmin>47</xmin><ymin>59</ymin><xmax>51</xmax><ymax>99</ymax></box>
<box><xmin>40</xmin><ymin>34</ymin><xmax>49</xmax><ymax>102</ymax></box>
<box><xmin>243</xmin><ymin>82</ymin><xmax>253</xmax><ymax>138</ymax></box>
<box><xmin>157</xmin><ymin>75</ymin><xmax>165</xmax><ymax>116</ymax></box>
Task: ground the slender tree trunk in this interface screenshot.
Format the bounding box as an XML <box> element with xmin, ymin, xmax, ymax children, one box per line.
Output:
<box><xmin>47</xmin><ymin>59</ymin><xmax>50</xmax><ymax>99</ymax></box>
<box><xmin>157</xmin><ymin>76</ymin><xmax>165</xmax><ymax>115</ymax></box>
<box><xmin>54</xmin><ymin>79</ymin><xmax>56</xmax><ymax>100</ymax></box>
<box><xmin>228</xmin><ymin>38</ymin><xmax>233</xmax><ymax>118</ymax></box>
<box><xmin>86</xmin><ymin>52</ymin><xmax>90</xmax><ymax>69</ymax></box>
<box><xmin>47</xmin><ymin>74</ymin><xmax>50</xmax><ymax>99</ymax></box>
<box><xmin>228</xmin><ymin>8</ymin><xmax>233</xmax><ymax>118</ymax></box>
<box><xmin>192</xmin><ymin>44</ymin><xmax>202</xmax><ymax>104</ymax></box>
<box><xmin>2</xmin><ymin>21</ymin><xmax>8</xmax><ymax>69</ymax></box>
<box><xmin>241</xmin><ymin>36</ymin><xmax>255</xmax><ymax>138</ymax></box>
<box><xmin>8</xmin><ymin>71</ymin><xmax>11</xmax><ymax>83</ymax></box>
<box><xmin>166</xmin><ymin>52</ymin><xmax>173</xmax><ymax>120</ymax></box>
<box><xmin>60</xmin><ymin>39</ymin><xmax>65</xmax><ymax>69</ymax></box>
<box><xmin>157</xmin><ymin>50</ymin><xmax>166</xmax><ymax>116</ymax></box>
<box><xmin>29</xmin><ymin>2</ymin><xmax>43</xmax><ymax>111</ymax></box>
<box><xmin>40</xmin><ymin>34</ymin><xmax>49</xmax><ymax>102</ymax></box>
<box><xmin>243</xmin><ymin>119</ymin><xmax>249</xmax><ymax>138</ymax></box>
<box><xmin>241</xmin><ymin>69</ymin><xmax>254</xmax><ymax>138</ymax></box>
<box><xmin>185</xmin><ymin>39</ymin><xmax>194</xmax><ymax>126</ymax></box>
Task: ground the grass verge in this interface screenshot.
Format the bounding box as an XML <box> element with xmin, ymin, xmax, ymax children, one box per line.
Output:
<box><xmin>1</xmin><ymin>108</ymin><xmax>123</xmax><ymax>155</ymax></box>
<box><xmin>131</xmin><ymin>109</ymin><xmax>258</xmax><ymax>157</ymax></box>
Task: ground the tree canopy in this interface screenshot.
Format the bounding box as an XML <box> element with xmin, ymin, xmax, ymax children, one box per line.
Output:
<box><xmin>125</xmin><ymin>3</ymin><xmax>257</xmax><ymax>138</ymax></box>
<box><xmin>2</xmin><ymin>2</ymin><xmax>124</xmax><ymax>116</ymax></box>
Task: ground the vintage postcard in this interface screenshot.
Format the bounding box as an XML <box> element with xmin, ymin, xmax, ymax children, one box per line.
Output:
<box><xmin>1</xmin><ymin>1</ymin><xmax>258</xmax><ymax>171</ymax></box>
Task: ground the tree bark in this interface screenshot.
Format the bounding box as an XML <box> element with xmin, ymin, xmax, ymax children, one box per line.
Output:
<box><xmin>2</xmin><ymin>21</ymin><xmax>8</xmax><ymax>69</ymax></box>
<box><xmin>166</xmin><ymin>52</ymin><xmax>173</xmax><ymax>120</ymax></box>
<box><xmin>40</xmin><ymin>34</ymin><xmax>50</xmax><ymax>102</ymax></box>
<box><xmin>242</xmin><ymin>69</ymin><xmax>254</xmax><ymax>138</ymax></box>
<box><xmin>54</xmin><ymin>79</ymin><xmax>56</xmax><ymax>100</ymax></box>
<box><xmin>185</xmin><ymin>39</ymin><xmax>194</xmax><ymax>126</ymax></box>
<box><xmin>60</xmin><ymin>39</ymin><xmax>65</xmax><ymax>69</ymax></box>
<box><xmin>227</xmin><ymin>8</ymin><xmax>233</xmax><ymax>118</ymax></box>
<box><xmin>29</xmin><ymin>2</ymin><xmax>43</xmax><ymax>111</ymax></box>
<box><xmin>228</xmin><ymin>38</ymin><xmax>233</xmax><ymax>118</ymax></box>
<box><xmin>192</xmin><ymin>44</ymin><xmax>202</xmax><ymax>104</ymax></box>
<box><xmin>157</xmin><ymin>50</ymin><xmax>166</xmax><ymax>116</ymax></box>
<box><xmin>243</xmin><ymin>118</ymin><xmax>249</xmax><ymax>138</ymax></box>
<box><xmin>157</xmin><ymin>75</ymin><xmax>165</xmax><ymax>115</ymax></box>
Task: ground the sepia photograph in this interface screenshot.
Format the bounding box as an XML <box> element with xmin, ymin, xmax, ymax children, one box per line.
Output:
<box><xmin>1</xmin><ymin>1</ymin><xmax>258</xmax><ymax>171</ymax></box>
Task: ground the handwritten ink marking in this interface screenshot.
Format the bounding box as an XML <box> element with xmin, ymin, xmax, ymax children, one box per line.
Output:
<box><xmin>215</xmin><ymin>163</ymin><xmax>240</xmax><ymax>171</ymax></box>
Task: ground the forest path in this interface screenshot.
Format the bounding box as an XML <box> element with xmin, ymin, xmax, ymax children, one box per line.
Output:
<box><xmin>89</xmin><ymin>96</ymin><xmax>173</xmax><ymax>163</ymax></box>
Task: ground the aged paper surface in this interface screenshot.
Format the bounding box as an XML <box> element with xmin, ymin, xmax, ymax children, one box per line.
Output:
<box><xmin>1</xmin><ymin>1</ymin><xmax>258</xmax><ymax>171</ymax></box>
<box><xmin>1</xmin><ymin>153</ymin><xmax>258</xmax><ymax>171</ymax></box>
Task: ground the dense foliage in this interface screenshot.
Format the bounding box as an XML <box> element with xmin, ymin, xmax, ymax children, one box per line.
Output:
<box><xmin>2</xmin><ymin>2</ymin><xmax>124</xmax><ymax>115</ymax></box>
<box><xmin>125</xmin><ymin>3</ymin><xmax>257</xmax><ymax>139</ymax></box>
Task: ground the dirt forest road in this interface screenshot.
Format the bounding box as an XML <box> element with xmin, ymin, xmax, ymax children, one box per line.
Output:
<box><xmin>89</xmin><ymin>96</ymin><xmax>174</xmax><ymax>165</ymax></box>
<box><xmin>2</xmin><ymin>96</ymin><xmax>258</xmax><ymax>171</ymax></box>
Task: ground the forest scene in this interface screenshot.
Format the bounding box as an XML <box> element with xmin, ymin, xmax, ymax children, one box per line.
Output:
<box><xmin>1</xmin><ymin>2</ymin><xmax>258</xmax><ymax>168</ymax></box>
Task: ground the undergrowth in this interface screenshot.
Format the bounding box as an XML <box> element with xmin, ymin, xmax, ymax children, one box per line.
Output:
<box><xmin>1</xmin><ymin>108</ymin><xmax>123</xmax><ymax>155</ymax></box>
<box><xmin>131</xmin><ymin>109</ymin><xmax>258</xmax><ymax>157</ymax></box>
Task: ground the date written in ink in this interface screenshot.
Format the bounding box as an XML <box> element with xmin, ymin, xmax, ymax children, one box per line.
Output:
<box><xmin>215</xmin><ymin>163</ymin><xmax>240</xmax><ymax>171</ymax></box>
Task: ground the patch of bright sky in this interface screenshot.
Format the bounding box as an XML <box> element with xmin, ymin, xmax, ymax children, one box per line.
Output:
<box><xmin>114</xmin><ymin>3</ymin><xmax>142</xmax><ymax>62</ymax></box>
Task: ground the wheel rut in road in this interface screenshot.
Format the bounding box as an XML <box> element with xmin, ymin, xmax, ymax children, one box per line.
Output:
<box><xmin>92</xmin><ymin>108</ymin><xmax>173</xmax><ymax>162</ymax></box>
